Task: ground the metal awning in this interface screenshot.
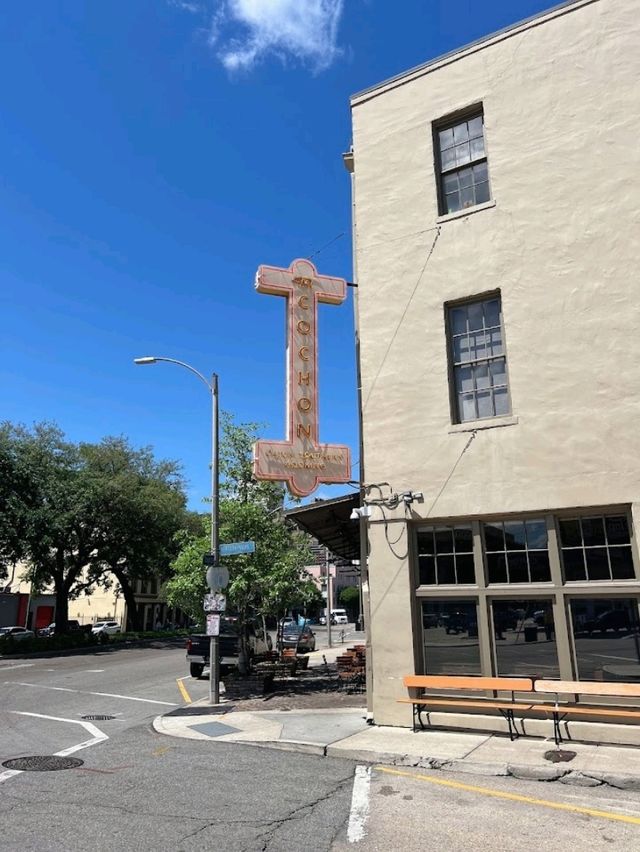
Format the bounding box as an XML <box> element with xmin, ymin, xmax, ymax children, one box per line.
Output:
<box><xmin>285</xmin><ymin>493</ymin><xmax>360</xmax><ymax>562</ymax></box>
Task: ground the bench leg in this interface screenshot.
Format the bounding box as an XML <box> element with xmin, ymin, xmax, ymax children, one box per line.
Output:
<box><xmin>552</xmin><ymin>711</ymin><xmax>563</xmax><ymax>746</ymax></box>
<box><xmin>499</xmin><ymin>708</ymin><xmax>518</xmax><ymax>741</ymax></box>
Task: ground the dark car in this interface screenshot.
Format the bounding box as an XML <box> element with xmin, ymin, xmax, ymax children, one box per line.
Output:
<box><xmin>279</xmin><ymin>623</ymin><xmax>316</xmax><ymax>653</ymax></box>
<box><xmin>445</xmin><ymin>612</ymin><xmax>468</xmax><ymax>635</ymax></box>
<box><xmin>587</xmin><ymin>610</ymin><xmax>631</xmax><ymax>634</ymax></box>
<box><xmin>0</xmin><ymin>626</ymin><xmax>35</xmax><ymax>642</ymax></box>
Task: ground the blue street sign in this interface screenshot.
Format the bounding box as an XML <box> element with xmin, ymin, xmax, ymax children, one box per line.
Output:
<box><xmin>219</xmin><ymin>540</ymin><xmax>256</xmax><ymax>556</ymax></box>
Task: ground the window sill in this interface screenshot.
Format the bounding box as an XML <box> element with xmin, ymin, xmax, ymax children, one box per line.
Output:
<box><xmin>449</xmin><ymin>415</ymin><xmax>518</xmax><ymax>434</ymax></box>
<box><xmin>437</xmin><ymin>199</ymin><xmax>496</xmax><ymax>224</ymax></box>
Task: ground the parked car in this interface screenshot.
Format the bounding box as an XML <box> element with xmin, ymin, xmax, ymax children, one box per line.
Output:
<box><xmin>279</xmin><ymin>623</ymin><xmax>316</xmax><ymax>653</ymax></box>
<box><xmin>91</xmin><ymin>621</ymin><xmax>121</xmax><ymax>636</ymax></box>
<box><xmin>423</xmin><ymin>613</ymin><xmax>440</xmax><ymax>629</ymax></box>
<box><xmin>320</xmin><ymin>609</ymin><xmax>349</xmax><ymax>626</ymax></box>
<box><xmin>186</xmin><ymin>616</ymin><xmax>272</xmax><ymax>679</ymax></box>
<box><xmin>586</xmin><ymin>610</ymin><xmax>631</xmax><ymax>634</ymax></box>
<box><xmin>445</xmin><ymin>612</ymin><xmax>468</xmax><ymax>635</ymax></box>
<box><xmin>0</xmin><ymin>626</ymin><xmax>35</xmax><ymax>642</ymax></box>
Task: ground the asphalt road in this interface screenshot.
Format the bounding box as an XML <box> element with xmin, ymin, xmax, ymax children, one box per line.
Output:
<box><xmin>2</xmin><ymin>644</ymin><xmax>640</xmax><ymax>851</ymax></box>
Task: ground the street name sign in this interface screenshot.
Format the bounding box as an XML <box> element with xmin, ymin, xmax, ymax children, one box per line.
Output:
<box><xmin>219</xmin><ymin>540</ymin><xmax>256</xmax><ymax>556</ymax></box>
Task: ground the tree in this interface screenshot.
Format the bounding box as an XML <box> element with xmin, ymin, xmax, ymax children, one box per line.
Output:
<box><xmin>339</xmin><ymin>586</ymin><xmax>361</xmax><ymax>620</ymax></box>
<box><xmin>0</xmin><ymin>423</ymin><xmax>37</xmax><ymax>583</ymax></box>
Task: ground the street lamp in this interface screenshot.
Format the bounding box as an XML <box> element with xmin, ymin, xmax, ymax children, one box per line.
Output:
<box><xmin>134</xmin><ymin>355</ymin><xmax>221</xmax><ymax>704</ymax></box>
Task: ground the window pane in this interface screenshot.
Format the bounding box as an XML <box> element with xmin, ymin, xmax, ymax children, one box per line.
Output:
<box><xmin>437</xmin><ymin>555</ymin><xmax>456</xmax><ymax>584</ymax></box>
<box><xmin>529</xmin><ymin>551</ymin><xmax>551</xmax><ymax>582</ymax></box>
<box><xmin>570</xmin><ymin>599</ymin><xmax>640</xmax><ymax>682</ymax></box>
<box><xmin>472</xmin><ymin>161</ymin><xmax>488</xmax><ymax>183</ymax></box>
<box><xmin>490</xmin><ymin>358</ymin><xmax>506</xmax><ymax>387</ymax></box>
<box><xmin>467</xmin><ymin>301</ymin><xmax>484</xmax><ymax>332</ymax></box>
<box><xmin>474</xmin><ymin>181</ymin><xmax>490</xmax><ymax>205</ymax></box>
<box><xmin>445</xmin><ymin>191</ymin><xmax>461</xmax><ymax>213</ymax></box>
<box><xmin>459</xmin><ymin>393</ymin><xmax>476</xmax><ymax>422</ymax></box>
<box><xmin>484</xmin><ymin>298</ymin><xmax>500</xmax><ymax>328</ymax></box>
<box><xmin>460</xmin><ymin>185</ymin><xmax>475</xmax><ymax>208</ymax></box>
<box><xmin>456</xmin><ymin>554</ymin><xmax>475</xmax><ymax>584</ymax></box>
<box><xmin>559</xmin><ymin>519</ymin><xmax>582</xmax><ymax>547</ymax></box>
<box><xmin>441</xmin><ymin>147</ymin><xmax>457</xmax><ymax>170</ymax></box>
<box><xmin>418</xmin><ymin>555</ymin><xmax>436</xmax><ymax>585</ymax></box>
<box><xmin>455</xmin><ymin>142</ymin><xmax>471</xmax><ymax>166</ymax></box>
<box><xmin>494</xmin><ymin>387</ymin><xmax>510</xmax><ymax>416</ymax></box>
<box><xmin>476</xmin><ymin>390</ymin><xmax>493</xmax><ymax>419</ymax></box>
<box><xmin>525</xmin><ymin>520</ymin><xmax>548</xmax><ymax>549</ymax></box>
<box><xmin>470</xmin><ymin>136</ymin><xmax>485</xmax><ymax>159</ymax></box>
<box><xmin>422</xmin><ymin>600</ymin><xmax>481</xmax><ymax>675</ymax></box>
<box><xmin>453</xmin><ymin>122</ymin><xmax>469</xmax><ymax>144</ymax></box>
<box><xmin>487</xmin><ymin>552</ymin><xmax>507</xmax><ymax>583</ymax></box>
<box><xmin>443</xmin><ymin>172</ymin><xmax>459</xmax><ymax>194</ymax></box>
<box><xmin>450</xmin><ymin>306</ymin><xmax>467</xmax><ymax>335</ymax></box>
<box><xmin>459</xmin><ymin>168</ymin><xmax>473</xmax><ymax>188</ymax></box>
<box><xmin>606</xmin><ymin>516</ymin><xmax>630</xmax><ymax>545</ymax></box>
<box><xmin>493</xmin><ymin>599</ymin><xmax>559</xmax><ymax>678</ymax></box>
<box><xmin>474</xmin><ymin>362</ymin><xmax>490</xmax><ymax>390</ymax></box>
<box><xmin>434</xmin><ymin>527</ymin><xmax>454</xmax><ymax>554</ymax></box>
<box><xmin>610</xmin><ymin>547</ymin><xmax>635</xmax><ymax>579</ymax></box>
<box><xmin>503</xmin><ymin>521</ymin><xmax>526</xmax><ymax>550</ymax></box>
<box><xmin>507</xmin><ymin>551</ymin><xmax>528</xmax><ymax>583</ymax></box>
<box><xmin>417</xmin><ymin>530</ymin><xmax>434</xmax><ymax>554</ymax></box>
<box><xmin>468</xmin><ymin>115</ymin><xmax>483</xmax><ymax>139</ymax></box>
<box><xmin>455</xmin><ymin>365</ymin><xmax>474</xmax><ymax>393</ymax></box>
<box><xmin>470</xmin><ymin>330</ymin><xmax>489</xmax><ymax>360</ymax></box>
<box><xmin>439</xmin><ymin>127</ymin><xmax>455</xmax><ymax>150</ymax></box>
<box><xmin>586</xmin><ymin>547</ymin><xmax>610</xmax><ymax>580</ymax></box>
<box><xmin>582</xmin><ymin>517</ymin><xmax>606</xmax><ymax>546</ymax></box>
<box><xmin>453</xmin><ymin>526</ymin><xmax>473</xmax><ymax>552</ymax></box>
<box><xmin>484</xmin><ymin>522</ymin><xmax>504</xmax><ymax>551</ymax></box>
<box><xmin>453</xmin><ymin>335</ymin><xmax>470</xmax><ymax>363</ymax></box>
<box><xmin>489</xmin><ymin>328</ymin><xmax>503</xmax><ymax>356</ymax></box>
<box><xmin>563</xmin><ymin>549</ymin><xmax>586</xmax><ymax>581</ymax></box>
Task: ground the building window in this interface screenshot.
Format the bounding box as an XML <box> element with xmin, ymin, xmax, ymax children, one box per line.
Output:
<box><xmin>422</xmin><ymin>600</ymin><xmax>481</xmax><ymax>674</ymax></box>
<box><xmin>448</xmin><ymin>295</ymin><xmax>510</xmax><ymax>423</ymax></box>
<box><xmin>436</xmin><ymin>110</ymin><xmax>490</xmax><ymax>215</ymax></box>
<box><xmin>492</xmin><ymin>599</ymin><xmax>560</xmax><ymax>678</ymax></box>
<box><xmin>484</xmin><ymin>518</ymin><xmax>551</xmax><ymax>583</ymax></box>
<box><xmin>569</xmin><ymin>598</ymin><xmax>640</xmax><ymax>681</ymax></box>
<box><xmin>417</xmin><ymin>526</ymin><xmax>475</xmax><ymax>585</ymax></box>
<box><xmin>559</xmin><ymin>515</ymin><xmax>635</xmax><ymax>581</ymax></box>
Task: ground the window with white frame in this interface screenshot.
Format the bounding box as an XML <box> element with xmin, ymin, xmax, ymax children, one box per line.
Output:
<box><xmin>448</xmin><ymin>294</ymin><xmax>510</xmax><ymax>423</ymax></box>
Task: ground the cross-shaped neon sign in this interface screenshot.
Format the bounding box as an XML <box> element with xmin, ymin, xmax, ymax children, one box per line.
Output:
<box><xmin>253</xmin><ymin>258</ymin><xmax>351</xmax><ymax>498</ymax></box>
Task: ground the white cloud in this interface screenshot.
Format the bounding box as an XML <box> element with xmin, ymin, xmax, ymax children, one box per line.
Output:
<box><xmin>169</xmin><ymin>0</ymin><xmax>203</xmax><ymax>12</ymax></box>
<box><xmin>213</xmin><ymin>0</ymin><xmax>345</xmax><ymax>73</ymax></box>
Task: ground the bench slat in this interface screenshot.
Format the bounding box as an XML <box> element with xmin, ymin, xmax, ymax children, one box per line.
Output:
<box><xmin>398</xmin><ymin>698</ymin><xmax>531</xmax><ymax>711</ymax></box>
<box><xmin>535</xmin><ymin>679</ymin><xmax>640</xmax><ymax>698</ymax></box>
<box><xmin>403</xmin><ymin>675</ymin><xmax>533</xmax><ymax>692</ymax></box>
<box><xmin>529</xmin><ymin>703</ymin><xmax>640</xmax><ymax>719</ymax></box>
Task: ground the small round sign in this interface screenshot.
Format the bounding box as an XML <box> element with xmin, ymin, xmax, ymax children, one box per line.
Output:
<box><xmin>206</xmin><ymin>565</ymin><xmax>229</xmax><ymax>590</ymax></box>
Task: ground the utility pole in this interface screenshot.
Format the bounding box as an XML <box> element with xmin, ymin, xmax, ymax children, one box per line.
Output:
<box><xmin>326</xmin><ymin>548</ymin><xmax>333</xmax><ymax>649</ymax></box>
<box><xmin>209</xmin><ymin>372</ymin><xmax>220</xmax><ymax>705</ymax></box>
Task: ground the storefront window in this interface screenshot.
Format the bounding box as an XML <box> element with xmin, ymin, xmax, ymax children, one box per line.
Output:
<box><xmin>422</xmin><ymin>599</ymin><xmax>480</xmax><ymax>674</ymax></box>
<box><xmin>559</xmin><ymin>515</ymin><xmax>635</xmax><ymax>581</ymax></box>
<box><xmin>417</xmin><ymin>526</ymin><xmax>475</xmax><ymax>585</ymax></box>
<box><xmin>484</xmin><ymin>518</ymin><xmax>551</xmax><ymax>583</ymax></box>
<box><xmin>569</xmin><ymin>598</ymin><xmax>640</xmax><ymax>681</ymax></box>
<box><xmin>492</xmin><ymin>598</ymin><xmax>559</xmax><ymax>678</ymax></box>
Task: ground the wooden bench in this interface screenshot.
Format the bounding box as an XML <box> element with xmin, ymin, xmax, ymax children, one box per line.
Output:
<box><xmin>400</xmin><ymin>675</ymin><xmax>534</xmax><ymax>740</ymax></box>
<box><xmin>529</xmin><ymin>679</ymin><xmax>640</xmax><ymax>745</ymax></box>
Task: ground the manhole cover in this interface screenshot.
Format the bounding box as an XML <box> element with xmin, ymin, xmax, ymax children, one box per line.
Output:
<box><xmin>81</xmin><ymin>715</ymin><xmax>115</xmax><ymax>721</ymax></box>
<box><xmin>544</xmin><ymin>749</ymin><xmax>576</xmax><ymax>763</ymax></box>
<box><xmin>2</xmin><ymin>756</ymin><xmax>84</xmax><ymax>772</ymax></box>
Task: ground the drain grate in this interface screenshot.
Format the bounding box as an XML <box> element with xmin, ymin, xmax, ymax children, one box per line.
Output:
<box><xmin>2</xmin><ymin>756</ymin><xmax>84</xmax><ymax>772</ymax></box>
<box><xmin>81</xmin><ymin>715</ymin><xmax>115</xmax><ymax>721</ymax></box>
<box><xmin>544</xmin><ymin>749</ymin><xmax>576</xmax><ymax>763</ymax></box>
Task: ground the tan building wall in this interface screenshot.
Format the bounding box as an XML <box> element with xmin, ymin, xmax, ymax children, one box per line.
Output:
<box><xmin>350</xmin><ymin>0</ymin><xmax>640</xmax><ymax>724</ymax></box>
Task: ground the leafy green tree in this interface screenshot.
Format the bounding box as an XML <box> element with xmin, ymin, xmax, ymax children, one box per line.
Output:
<box><xmin>339</xmin><ymin>585</ymin><xmax>361</xmax><ymax>619</ymax></box>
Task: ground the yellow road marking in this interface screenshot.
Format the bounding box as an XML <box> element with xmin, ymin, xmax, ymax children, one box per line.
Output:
<box><xmin>152</xmin><ymin>746</ymin><xmax>173</xmax><ymax>757</ymax></box>
<box><xmin>176</xmin><ymin>677</ymin><xmax>192</xmax><ymax>704</ymax></box>
<box><xmin>376</xmin><ymin>766</ymin><xmax>640</xmax><ymax>827</ymax></box>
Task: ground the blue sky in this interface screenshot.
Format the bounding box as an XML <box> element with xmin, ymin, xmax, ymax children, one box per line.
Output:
<box><xmin>0</xmin><ymin>0</ymin><xmax>558</xmax><ymax>510</ymax></box>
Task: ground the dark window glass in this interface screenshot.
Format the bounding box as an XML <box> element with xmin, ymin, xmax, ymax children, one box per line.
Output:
<box><xmin>436</xmin><ymin>111</ymin><xmax>490</xmax><ymax>215</ymax></box>
<box><xmin>560</xmin><ymin>514</ymin><xmax>636</xmax><ymax>582</ymax></box>
<box><xmin>569</xmin><ymin>598</ymin><xmax>640</xmax><ymax>681</ymax></box>
<box><xmin>422</xmin><ymin>600</ymin><xmax>481</xmax><ymax>675</ymax></box>
<box><xmin>484</xmin><ymin>523</ymin><xmax>504</xmax><ymax>551</ymax></box>
<box><xmin>487</xmin><ymin>552</ymin><xmax>507</xmax><ymax>583</ymax></box>
<box><xmin>417</xmin><ymin>525</ymin><xmax>475</xmax><ymax>585</ymax></box>
<box><xmin>493</xmin><ymin>599</ymin><xmax>559</xmax><ymax>678</ymax></box>
<box><xmin>507</xmin><ymin>552</ymin><xmax>528</xmax><ymax>583</ymax></box>
<box><xmin>484</xmin><ymin>518</ymin><xmax>550</xmax><ymax>584</ymax></box>
<box><xmin>529</xmin><ymin>551</ymin><xmax>551</xmax><ymax>583</ymax></box>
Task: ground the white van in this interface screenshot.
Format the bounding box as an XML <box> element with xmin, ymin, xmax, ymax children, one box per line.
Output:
<box><xmin>331</xmin><ymin>609</ymin><xmax>348</xmax><ymax>625</ymax></box>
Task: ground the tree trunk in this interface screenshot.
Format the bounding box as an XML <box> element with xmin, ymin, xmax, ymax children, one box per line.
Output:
<box><xmin>111</xmin><ymin>567</ymin><xmax>142</xmax><ymax>631</ymax></box>
<box><xmin>54</xmin><ymin>582</ymin><xmax>69</xmax><ymax>633</ymax></box>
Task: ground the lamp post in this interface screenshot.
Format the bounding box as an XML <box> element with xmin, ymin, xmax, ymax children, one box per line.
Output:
<box><xmin>134</xmin><ymin>356</ymin><xmax>221</xmax><ymax>703</ymax></box>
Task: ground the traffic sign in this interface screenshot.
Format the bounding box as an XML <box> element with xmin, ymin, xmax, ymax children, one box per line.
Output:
<box><xmin>204</xmin><ymin>593</ymin><xmax>226</xmax><ymax>613</ymax></box>
<box><xmin>206</xmin><ymin>565</ymin><xmax>229</xmax><ymax>591</ymax></box>
<box><xmin>206</xmin><ymin>614</ymin><xmax>220</xmax><ymax>636</ymax></box>
<box><xmin>219</xmin><ymin>540</ymin><xmax>256</xmax><ymax>556</ymax></box>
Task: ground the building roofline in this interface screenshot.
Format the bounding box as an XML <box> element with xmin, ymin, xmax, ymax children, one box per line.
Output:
<box><xmin>350</xmin><ymin>0</ymin><xmax>600</xmax><ymax>107</ymax></box>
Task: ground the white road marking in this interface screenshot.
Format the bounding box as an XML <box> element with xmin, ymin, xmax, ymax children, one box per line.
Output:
<box><xmin>5</xmin><ymin>681</ymin><xmax>177</xmax><ymax>706</ymax></box>
<box><xmin>347</xmin><ymin>765</ymin><xmax>371</xmax><ymax>844</ymax></box>
<box><xmin>84</xmin><ymin>669</ymin><xmax>105</xmax><ymax>673</ymax></box>
<box><xmin>0</xmin><ymin>712</ymin><xmax>108</xmax><ymax>785</ymax></box>
<box><xmin>0</xmin><ymin>663</ymin><xmax>34</xmax><ymax>671</ymax></box>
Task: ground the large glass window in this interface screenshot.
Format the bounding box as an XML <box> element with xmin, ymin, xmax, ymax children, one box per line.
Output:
<box><xmin>417</xmin><ymin>526</ymin><xmax>475</xmax><ymax>585</ymax></box>
<box><xmin>436</xmin><ymin>111</ymin><xmax>490</xmax><ymax>215</ymax></box>
<box><xmin>448</xmin><ymin>296</ymin><xmax>510</xmax><ymax>423</ymax></box>
<box><xmin>422</xmin><ymin>600</ymin><xmax>481</xmax><ymax>675</ymax></box>
<box><xmin>559</xmin><ymin>515</ymin><xmax>635</xmax><ymax>581</ymax></box>
<box><xmin>569</xmin><ymin>598</ymin><xmax>640</xmax><ymax>681</ymax></box>
<box><xmin>484</xmin><ymin>518</ymin><xmax>551</xmax><ymax>583</ymax></box>
<box><xmin>492</xmin><ymin>599</ymin><xmax>559</xmax><ymax>678</ymax></box>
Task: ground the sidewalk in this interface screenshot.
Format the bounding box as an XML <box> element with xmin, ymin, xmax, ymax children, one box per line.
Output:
<box><xmin>154</xmin><ymin>702</ymin><xmax>640</xmax><ymax>791</ymax></box>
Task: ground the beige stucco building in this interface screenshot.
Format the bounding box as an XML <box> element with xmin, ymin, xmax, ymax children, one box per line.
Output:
<box><xmin>349</xmin><ymin>0</ymin><xmax>640</xmax><ymax>726</ymax></box>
